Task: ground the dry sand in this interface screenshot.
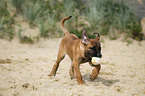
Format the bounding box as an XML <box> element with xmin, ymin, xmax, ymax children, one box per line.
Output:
<box><xmin>0</xmin><ymin>37</ymin><xmax>145</xmax><ymax>96</ymax></box>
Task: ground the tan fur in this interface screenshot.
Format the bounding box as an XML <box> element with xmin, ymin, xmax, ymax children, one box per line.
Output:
<box><xmin>60</xmin><ymin>16</ymin><xmax>72</xmax><ymax>35</ymax></box>
<box><xmin>49</xmin><ymin>16</ymin><xmax>101</xmax><ymax>84</ymax></box>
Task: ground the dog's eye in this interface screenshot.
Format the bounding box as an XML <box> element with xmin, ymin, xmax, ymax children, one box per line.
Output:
<box><xmin>89</xmin><ymin>47</ymin><xmax>93</xmax><ymax>50</ymax></box>
<box><xmin>89</xmin><ymin>46</ymin><xmax>95</xmax><ymax>50</ymax></box>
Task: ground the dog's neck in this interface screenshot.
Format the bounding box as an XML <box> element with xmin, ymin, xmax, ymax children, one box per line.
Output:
<box><xmin>78</xmin><ymin>42</ymin><xmax>90</xmax><ymax>63</ymax></box>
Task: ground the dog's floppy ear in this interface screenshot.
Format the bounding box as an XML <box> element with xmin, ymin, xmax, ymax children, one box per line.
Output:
<box><xmin>82</xmin><ymin>30</ymin><xmax>89</xmax><ymax>45</ymax></box>
<box><xmin>93</xmin><ymin>33</ymin><xmax>100</xmax><ymax>41</ymax></box>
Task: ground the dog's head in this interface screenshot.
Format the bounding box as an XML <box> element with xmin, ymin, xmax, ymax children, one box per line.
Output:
<box><xmin>82</xmin><ymin>30</ymin><xmax>102</xmax><ymax>65</ymax></box>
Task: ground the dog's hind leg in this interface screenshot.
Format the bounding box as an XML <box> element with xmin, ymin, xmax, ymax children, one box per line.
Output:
<box><xmin>69</xmin><ymin>63</ymin><xmax>75</xmax><ymax>79</ymax></box>
<box><xmin>48</xmin><ymin>46</ymin><xmax>65</xmax><ymax>76</ymax></box>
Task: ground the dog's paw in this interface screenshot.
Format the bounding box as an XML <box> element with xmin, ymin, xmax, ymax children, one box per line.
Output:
<box><xmin>90</xmin><ymin>75</ymin><xmax>97</xmax><ymax>80</ymax></box>
<box><xmin>70</xmin><ymin>75</ymin><xmax>76</xmax><ymax>80</ymax></box>
<box><xmin>78</xmin><ymin>81</ymin><xmax>85</xmax><ymax>85</ymax></box>
<box><xmin>48</xmin><ymin>73</ymin><xmax>55</xmax><ymax>77</ymax></box>
<box><xmin>48</xmin><ymin>74</ymin><xmax>52</xmax><ymax>76</ymax></box>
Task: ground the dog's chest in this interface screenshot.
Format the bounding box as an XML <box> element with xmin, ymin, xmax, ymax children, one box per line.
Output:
<box><xmin>78</xmin><ymin>56</ymin><xmax>90</xmax><ymax>63</ymax></box>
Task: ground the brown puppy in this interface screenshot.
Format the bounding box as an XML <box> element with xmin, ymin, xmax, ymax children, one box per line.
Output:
<box><xmin>49</xmin><ymin>16</ymin><xmax>102</xmax><ymax>84</ymax></box>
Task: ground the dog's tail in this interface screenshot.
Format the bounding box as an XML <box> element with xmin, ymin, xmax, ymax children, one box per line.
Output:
<box><xmin>61</xmin><ymin>16</ymin><xmax>72</xmax><ymax>35</ymax></box>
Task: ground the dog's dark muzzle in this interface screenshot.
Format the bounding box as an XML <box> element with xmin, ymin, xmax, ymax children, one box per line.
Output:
<box><xmin>97</xmin><ymin>53</ymin><xmax>102</xmax><ymax>58</ymax></box>
<box><xmin>87</xmin><ymin>50</ymin><xmax>102</xmax><ymax>58</ymax></box>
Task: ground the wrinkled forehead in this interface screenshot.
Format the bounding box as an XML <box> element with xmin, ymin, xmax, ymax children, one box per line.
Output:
<box><xmin>88</xmin><ymin>39</ymin><xmax>100</xmax><ymax>47</ymax></box>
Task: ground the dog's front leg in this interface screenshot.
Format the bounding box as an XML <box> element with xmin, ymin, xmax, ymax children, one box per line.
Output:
<box><xmin>73</xmin><ymin>61</ymin><xmax>84</xmax><ymax>84</ymax></box>
<box><xmin>90</xmin><ymin>64</ymin><xmax>101</xmax><ymax>80</ymax></box>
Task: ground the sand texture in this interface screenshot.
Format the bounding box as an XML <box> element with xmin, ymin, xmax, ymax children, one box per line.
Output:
<box><xmin>0</xmin><ymin>37</ymin><xmax>145</xmax><ymax>96</ymax></box>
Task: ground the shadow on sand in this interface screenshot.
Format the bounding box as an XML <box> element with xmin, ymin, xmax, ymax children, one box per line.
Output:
<box><xmin>96</xmin><ymin>76</ymin><xmax>119</xmax><ymax>86</ymax></box>
<box><xmin>83</xmin><ymin>74</ymin><xmax>120</xmax><ymax>86</ymax></box>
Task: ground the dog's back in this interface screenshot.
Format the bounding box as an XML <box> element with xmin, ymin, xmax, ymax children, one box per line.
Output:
<box><xmin>60</xmin><ymin>34</ymin><xmax>80</xmax><ymax>59</ymax></box>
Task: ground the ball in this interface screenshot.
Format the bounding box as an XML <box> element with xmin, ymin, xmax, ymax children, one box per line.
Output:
<box><xmin>91</xmin><ymin>57</ymin><xmax>101</xmax><ymax>65</ymax></box>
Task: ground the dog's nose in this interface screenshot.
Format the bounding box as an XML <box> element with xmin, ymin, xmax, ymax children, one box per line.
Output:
<box><xmin>97</xmin><ymin>54</ymin><xmax>102</xmax><ymax>58</ymax></box>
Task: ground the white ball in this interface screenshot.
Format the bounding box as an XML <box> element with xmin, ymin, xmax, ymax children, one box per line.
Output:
<box><xmin>91</xmin><ymin>57</ymin><xmax>101</xmax><ymax>65</ymax></box>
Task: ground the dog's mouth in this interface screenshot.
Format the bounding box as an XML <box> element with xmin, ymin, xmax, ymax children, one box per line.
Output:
<box><xmin>89</xmin><ymin>61</ymin><xmax>100</xmax><ymax>67</ymax></box>
<box><xmin>79</xmin><ymin>55</ymin><xmax>101</xmax><ymax>67</ymax></box>
<box><xmin>81</xmin><ymin>50</ymin><xmax>102</xmax><ymax>66</ymax></box>
<box><xmin>87</xmin><ymin>52</ymin><xmax>102</xmax><ymax>67</ymax></box>
<box><xmin>89</xmin><ymin>61</ymin><xmax>95</xmax><ymax>67</ymax></box>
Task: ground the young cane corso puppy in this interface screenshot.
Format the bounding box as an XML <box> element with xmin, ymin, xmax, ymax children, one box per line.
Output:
<box><xmin>49</xmin><ymin>16</ymin><xmax>102</xmax><ymax>84</ymax></box>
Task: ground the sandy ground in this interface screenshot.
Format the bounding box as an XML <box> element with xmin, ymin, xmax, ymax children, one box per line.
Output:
<box><xmin>0</xmin><ymin>37</ymin><xmax>145</xmax><ymax>96</ymax></box>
